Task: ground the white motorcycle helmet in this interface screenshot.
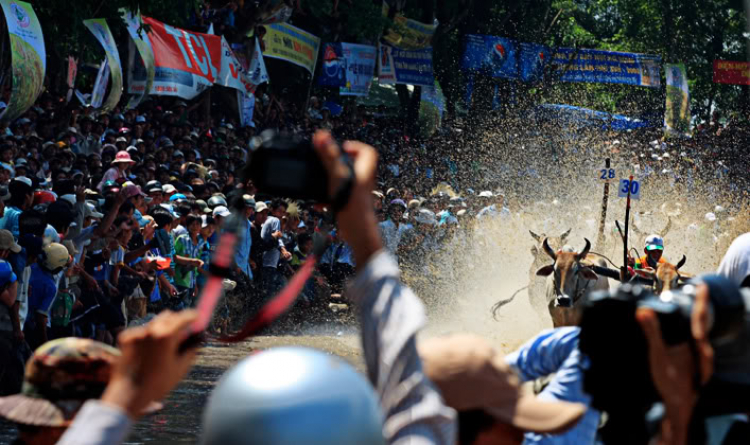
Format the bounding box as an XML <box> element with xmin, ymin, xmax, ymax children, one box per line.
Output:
<box><xmin>201</xmin><ymin>347</ymin><xmax>385</xmax><ymax>445</ymax></box>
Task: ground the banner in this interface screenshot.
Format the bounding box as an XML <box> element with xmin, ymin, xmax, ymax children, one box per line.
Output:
<box><xmin>142</xmin><ymin>15</ymin><xmax>222</xmax><ymax>99</ymax></box>
<box><xmin>84</xmin><ymin>19</ymin><xmax>123</xmax><ymax>112</ymax></box>
<box><xmin>248</xmin><ymin>38</ymin><xmax>269</xmax><ymax>87</ymax></box>
<box><xmin>340</xmin><ymin>43</ymin><xmax>376</xmax><ymax>96</ymax></box>
<box><xmin>318</xmin><ymin>43</ymin><xmax>376</xmax><ymax>96</ymax></box>
<box><xmin>461</xmin><ymin>34</ymin><xmax>661</xmax><ymax>88</ymax></box>
<box><xmin>383</xmin><ymin>15</ymin><xmax>435</xmax><ymax>50</ymax></box>
<box><xmin>713</xmin><ymin>60</ymin><xmax>750</xmax><ymax>85</ymax></box>
<box><xmin>261</xmin><ymin>23</ymin><xmax>320</xmax><ymax>74</ymax></box>
<box><xmin>218</xmin><ymin>36</ymin><xmax>264</xmax><ymax>94</ymax></box>
<box><xmin>664</xmin><ymin>63</ymin><xmax>691</xmax><ymax>137</ymax></box>
<box><xmin>0</xmin><ymin>0</ymin><xmax>45</xmax><ymax>122</ymax></box>
<box><xmin>91</xmin><ymin>59</ymin><xmax>110</xmax><ymax>109</ymax></box>
<box><xmin>378</xmin><ymin>43</ymin><xmax>434</xmax><ymax>87</ymax></box>
<box><xmin>461</xmin><ymin>34</ymin><xmax>519</xmax><ymax>79</ymax></box>
<box><xmin>123</xmin><ymin>10</ymin><xmax>156</xmax><ymax>107</ymax></box>
<box><xmin>545</xmin><ymin>47</ymin><xmax>661</xmax><ymax>87</ymax></box>
<box><xmin>318</xmin><ymin>43</ymin><xmax>345</xmax><ymax>87</ymax></box>
<box><xmin>66</xmin><ymin>56</ymin><xmax>78</xmax><ymax>103</ymax></box>
<box><xmin>238</xmin><ymin>90</ymin><xmax>255</xmax><ymax>127</ymax></box>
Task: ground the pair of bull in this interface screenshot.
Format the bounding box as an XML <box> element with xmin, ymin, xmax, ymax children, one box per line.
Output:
<box><xmin>494</xmin><ymin>231</ymin><xmax>692</xmax><ymax>327</ymax></box>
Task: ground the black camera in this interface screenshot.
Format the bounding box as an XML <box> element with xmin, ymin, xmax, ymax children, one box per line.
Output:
<box><xmin>578</xmin><ymin>278</ymin><xmax>750</xmax><ymax>444</ymax></box>
<box><xmin>243</xmin><ymin>130</ymin><xmax>330</xmax><ymax>202</ymax></box>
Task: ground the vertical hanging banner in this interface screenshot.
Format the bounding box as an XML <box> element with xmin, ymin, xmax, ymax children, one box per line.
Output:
<box><xmin>91</xmin><ymin>59</ymin><xmax>110</xmax><ymax>109</ymax></box>
<box><xmin>123</xmin><ymin>10</ymin><xmax>156</xmax><ymax>108</ymax></box>
<box><xmin>83</xmin><ymin>19</ymin><xmax>123</xmax><ymax>112</ymax></box>
<box><xmin>340</xmin><ymin>43</ymin><xmax>376</xmax><ymax>96</ymax></box>
<box><xmin>0</xmin><ymin>0</ymin><xmax>45</xmax><ymax>122</ymax></box>
<box><xmin>378</xmin><ymin>43</ymin><xmax>434</xmax><ymax>87</ymax></box>
<box><xmin>66</xmin><ymin>56</ymin><xmax>78</xmax><ymax>103</ymax></box>
<box><xmin>142</xmin><ymin>16</ymin><xmax>222</xmax><ymax>99</ymax></box>
<box><xmin>260</xmin><ymin>23</ymin><xmax>320</xmax><ymax>74</ymax></box>
<box><xmin>664</xmin><ymin>63</ymin><xmax>691</xmax><ymax>137</ymax></box>
<box><xmin>248</xmin><ymin>38</ymin><xmax>269</xmax><ymax>87</ymax></box>
<box><xmin>217</xmin><ymin>37</ymin><xmax>267</xmax><ymax>94</ymax></box>
<box><xmin>318</xmin><ymin>43</ymin><xmax>345</xmax><ymax>87</ymax></box>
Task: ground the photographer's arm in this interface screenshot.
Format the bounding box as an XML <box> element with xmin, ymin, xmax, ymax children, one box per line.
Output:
<box><xmin>314</xmin><ymin>132</ymin><xmax>456</xmax><ymax>445</ymax></box>
<box><xmin>505</xmin><ymin>327</ymin><xmax>581</xmax><ymax>383</ymax></box>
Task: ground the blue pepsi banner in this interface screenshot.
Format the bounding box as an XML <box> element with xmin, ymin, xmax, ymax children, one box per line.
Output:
<box><xmin>461</xmin><ymin>34</ymin><xmax>518</xmax><ymax>79</ymax></box>
<box><xmin>318</xmin><ymin>43</ymin><xmax>345</xmax><ymax>87</ymax></box>
<box><xmin>462</xmin><ymin>34</ymin><xmax>661</xmax><ymax>88</ymax></box>
<box><xmin>378</xmin><ymin>43</ymin><xmax>434</xmax><ymax>87</ymax></box>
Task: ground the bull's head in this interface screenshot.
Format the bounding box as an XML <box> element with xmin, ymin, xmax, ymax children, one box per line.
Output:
<box><xmin>529</xmin><ymin>228</ymin><xmax>570</xmax><ymax>259</ymax></box>
<box><xmin>536</xmin><ymin>237</ymin><xmax>597</xmax><ymax>307</ymax></box>
<box><xmin>635</xmin><ymin>255</ymin><xmax>692</xmax><ymax>294</ymax></box>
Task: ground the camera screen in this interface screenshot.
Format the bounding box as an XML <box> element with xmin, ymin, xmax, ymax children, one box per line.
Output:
<box><xmin>265</xmin><ymin>157</ymin><xmax>308</xmax><ymax>191</ymax></box>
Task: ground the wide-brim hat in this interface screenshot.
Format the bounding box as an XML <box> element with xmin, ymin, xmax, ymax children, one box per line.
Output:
<box><xmin>419</xmin><ymin>334</ymin><xmax>586</xmax><ymax>435</ymax></box>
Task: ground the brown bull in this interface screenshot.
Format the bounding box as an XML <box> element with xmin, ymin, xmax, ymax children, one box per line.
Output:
<box><xmin>536</xmin><ymin>237</ymin><xmax>609</xmax><ymax>327</ymax></box>
<box><xmin>634</xmin><ymin>255</ymin><xmax>693</xmax><ymax>294</ymax></box>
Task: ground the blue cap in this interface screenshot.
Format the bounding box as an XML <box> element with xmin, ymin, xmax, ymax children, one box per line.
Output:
<box><xmin>0</xmin><ymin>261</ymin><xmax>17</xmax><ymax>287</ymax></box>
<box><xmin>170</xmin><ymin>193</ymin><xmax>187</xmax><ymax>202</ymax></box>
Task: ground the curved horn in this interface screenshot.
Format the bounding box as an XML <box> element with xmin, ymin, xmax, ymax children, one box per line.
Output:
<box><xmin>542</xmin><ymin>238</ymin><xmax>557</xmax><ymax>261</ymax></box>
<box><xmin>560</xmin><ymin>228</ymin><xmax>571</xmax><ymax>241</ymax></box>
<box><xmin>529</xmin><ymin>230</ymin><xmax>542</xmax><ymax>242</ymax></box>
<box><xmin>578</xmin><ymin>238</ymin><xmax>591</xmax><ymax>260</ymax></box>
<box><xmin>676</xmin><ymin>255</ymin><xmax>686</xmax><ymax>270</ymax></box>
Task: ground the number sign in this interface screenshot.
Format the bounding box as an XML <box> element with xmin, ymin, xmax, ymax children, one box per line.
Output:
<box><xmin>598</xmin><ymin>168</ymin><xmax>616</xmax><ymax>181</ymax></box>
<box><xmin>618</xmin><ymin>179</ymin><xmax>641</xmax><ymax>200</ymax></box>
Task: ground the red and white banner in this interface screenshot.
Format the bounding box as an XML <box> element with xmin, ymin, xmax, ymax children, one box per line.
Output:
<box><xmin>142</xmin><ymin>16</ymin><xmax>222</xmax><ymax>99</ymax></box>
<box><xmin>217</xmin><ymin>37</ymin><xmax>268</xmax><ymax>95</ymax></box>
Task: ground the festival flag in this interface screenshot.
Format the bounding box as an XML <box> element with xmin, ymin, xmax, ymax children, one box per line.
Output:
<box><xmin>123</xmin><ymin>10</ymin><xmax>156</xmax><ymax>108</ymax></box>
<box><xmin>83</xmin><ymin>19</ymin><xmax>123</xmax><ymax>112</ymax></box>
<box><xmin>0</xmin><ymin>0</ymin><xmax>45</xmax><ymax>122</ymax></box>
<box><xmin>664</xmin><ymin>63</ymin><xmax>691</xmax><ymax>137</ymax></box>
<box><xmin>141</xmin><ymin>15</ymin><xmax>222</xmax><ymax>99</ymax></box>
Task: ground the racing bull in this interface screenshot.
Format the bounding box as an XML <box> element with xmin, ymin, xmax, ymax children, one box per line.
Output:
<box><xmin>535</xmin><ymin>237</ymin><xmax>609</xmax><ymax>327</ymax></box>
<box><xmin>634</xmin><ymin>255</ymin><xmax>693</xmax><ymax>294</ymax></box>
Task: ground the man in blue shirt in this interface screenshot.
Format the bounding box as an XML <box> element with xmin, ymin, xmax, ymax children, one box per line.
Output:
<box><xmin>233</xmin><ymin>195</ymin><xmax>255</xmax><ymax>281</ymax></box>
<box><xmin>260</xmin><ymin>199</ymin><xmax>291</xmax><ymax>297</ymax></box>
<box><xmin>24</xmin><ymin>243</ymin><xmax>70</xmax><ymax>350</ymax></box>
<box><xmin>505</xmin><ymin>327</ymin><xmax>599</xmax><ymax>445</ymax></box>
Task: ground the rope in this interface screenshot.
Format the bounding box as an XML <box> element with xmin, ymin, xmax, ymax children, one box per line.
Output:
<box><xmin>587</xmin><ymin>251</ymin><xmax>619</xmax><ymax>268</ymax></box>
<box><xmin>491</xmin><ymin>285</ymin><xmax>528</xmax><ymax>320</ymax></box>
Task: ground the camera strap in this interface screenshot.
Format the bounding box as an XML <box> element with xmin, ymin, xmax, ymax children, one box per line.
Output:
<box><xmin>330</xmin><ymin>158</ymin><xmax>355</xmax><ymax>214</ymax></box>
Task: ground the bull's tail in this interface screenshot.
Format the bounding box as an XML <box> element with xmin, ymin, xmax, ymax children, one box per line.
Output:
<box><xmin>491</xmin><ymin>286</ymin><xmax>529</xmax><ymax>320</ymax></box>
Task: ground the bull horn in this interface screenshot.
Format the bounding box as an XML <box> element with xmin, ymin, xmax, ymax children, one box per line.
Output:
<box><xmin>578</xmin><ymin>238</ymin><xmax>591</xmax><ymax>260</ymax></box>
<box><xmin>529</xmin><ymin>230</ymin><xmax>542</xmax><ymax>242</ymax></box>
<box><xmin>676</xmin><ymin>255</ymin><xmax>687</xmax><ymax>270</ymax></box>
<box><xmin>542</xmin><ymin>237</ymin><xmax>557</xmax><ymax>261</ymax></box>
<box><xmin>560</xmin><ymin>228</ymin><xmax>571</xmax><ymax>241</ymax></box>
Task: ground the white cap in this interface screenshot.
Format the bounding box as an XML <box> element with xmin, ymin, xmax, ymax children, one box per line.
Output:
<box><xmin>645</xmin><ymin>234</ymin><xmax>664</xmax><ymax>251</ymax></box>
<box><xmin>705</xmin><ymin>212</ymin><xmax>717</xmax><ymax>222</ymax></box>
<box><xmin>162</xmin><ymin>184</ymin><xmax>177</xmax><ymax>194</ymax></box>
<box><xmin>478</xmin><ymin>191</ymin><xmax>493</xmax><ymax>198</ymax></box>
<box><xmin>255</xmin><ymin>202</ymin><xmax>269</xmax><ymax>213</ymax></box>
<box><xmin>213</xmin><ymin>206</ymin><xmax>231</xmax><ymax>218</ymax></box>
<box><xmin>13</xmin><ymin>176</ymin><xmax>32</xmax><ymax>188</ymax></box>
<box><xmin>60</xmin><ymin>194</ymin><xmax>77</xmax><ymax>206</ymax></box>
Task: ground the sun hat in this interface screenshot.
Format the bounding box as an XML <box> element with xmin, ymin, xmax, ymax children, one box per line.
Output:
<box><xmin>419</xmin><ymin>334</ymin><xmax>586</xmax><ymax>434</ymax></box>
<box><xmin>112</xmin><ymin>151</ymin><xmax>136</xmax><ymax>165</ymax></box>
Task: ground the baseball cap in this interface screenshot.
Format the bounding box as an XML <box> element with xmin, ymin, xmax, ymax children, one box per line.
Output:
<box><xmin>243</xmin><ymin>194</ymin><xmax>256</xmax><ymax>210</ymax></box>
<box><xmin>122</xmin><ymin>182</ymin><xmax>146</xmax><ymax>199</ymax></box>
<box><xmin>479</xmin><ymin>191</ymin><xmax>493</xmax><ymax>198</ymax></box>
<box><xmin>85</xmin><ymin>202</ymin><xmax>104</xmax><ymax>219</ymax></box>
<box><xmin>213</xmin><ymin>206</ymin><xmax>231</xmax><ymax>218</ymax></box>
<box><xmin>255</xmin><ymin>201</ymin><xmax>268</xmax><ymax>213</ymax></box>
<box><xmin>42</xmin><ymin>243</ymin><xmax>71</xmax><ymax>270</ymax></box>
<box><xmin>0</xmin><ymin>230</ymin><xmax>21</xmax><ymax>254</ymax></box>
<box><xmin>146</xmin><ymin>180</ymin><xmax>163</xmax><ymax>193</ymax></box>
<box><xmin>419</xmin><ymin>334</ymin><xmax>586</xmax><ymax>434</ymax></box>
<box><xmin>170</xmin><ymin>193</ymin><xmax>187</xmax><ymax>202</ymax></box>
<box><xmin>13</xmin><ymin>176</ymin><xmax>32</xmax><ymax>188</ymax></box>
<box><xmin>162</xmin><ymin>184</ymin><xmax>177</xmax><ymax>194</ymax></box>
<box><xmin>0</xmin><ymin>260</ymin><xmax>17</xmax><ymax>287</ymax></box>
<box><xmin>644</xmin><ymin>234</ymin><xmax>664</xmax><ymax>251</ymax></box>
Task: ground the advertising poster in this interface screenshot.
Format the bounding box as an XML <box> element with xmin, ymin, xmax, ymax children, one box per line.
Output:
<box><xmin>0</xmin><ymin>0</ymin><xmax>45</xmax><ymax>121</ymax></box>
<box><xmin>260</xmin><ymin>22</ymin><xmax>320</xmax><ymax>74</ymax></box>
<box><xmin>123</xmin><ymin>10</ymin><xmax>155</xmax><ymax>107</ymax></box>
<box><xmin>84</xmin><ymin>19</ymin><xmax>123</xmax><ymax>112</ymax></box>
<box><xmin>713</xmin><ymin>60</ymin><xmax>750</xmax><ymax>85</ymax></box>
<box><xmin>378</xmin><ymin>43</ymin><xmax>433</xmax><ymax>87</ymax></box>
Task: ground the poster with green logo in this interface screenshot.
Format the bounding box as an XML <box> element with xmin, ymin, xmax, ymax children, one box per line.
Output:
<box><xmin>84</xmin><ymin>19</ymin><xmax>123</xmax><ymax>113</ymax></box>
<box><xmin>0</xmin><ymin>0</ymin><xmax>46</xmax><ymax>122</ymax></box>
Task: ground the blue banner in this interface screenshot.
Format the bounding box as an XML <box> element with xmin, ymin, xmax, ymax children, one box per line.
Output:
<box><xmin>339</xmin><ymin>43</ymin><xmax>376</xmax><ymax>96</ymax></box>
<box><xmin>378</xmin><ymin>43</ymin><xmax>434</xmax><ymax>87</ymax></box>
<box><xmin>318</xmin><ymin>43</ymin><xmax>346</xmax><ymax>87</ymax></box>
<box><xmin>462</xmin><ymin>34</ymin><xmax>661</xmax><ymax>88</ymax></box>
<box><xmin>545</xmin><ymin>48</ymin><xmax>661</xmax><ymax>87</ymax></box>
<box><xmin>461</xmin><ymin>34</ymin><xmax>518</xmax><ymax>79</ymax></box>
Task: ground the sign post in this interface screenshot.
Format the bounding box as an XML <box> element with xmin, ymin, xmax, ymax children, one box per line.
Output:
<box><xmin>596</xmin><ymin>158</ymin><xmax>612</xmax><ymax>249</ymax></box>
<box><xmin>621</xmin><ymin>175</ymin><xmax>635</xmax><ymax>281</ymax></box>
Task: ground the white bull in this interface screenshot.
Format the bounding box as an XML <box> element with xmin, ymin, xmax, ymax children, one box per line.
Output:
<box><xmin>536</xmin><ymin>237</ymin><xmax>609</xmax><ymax>327</ymax></box>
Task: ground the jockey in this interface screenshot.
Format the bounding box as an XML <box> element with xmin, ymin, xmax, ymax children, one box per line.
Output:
<box><xmin>635</xmin><ymin>234</ymin><xmax>667</xmax><ymax>270</ymax></box>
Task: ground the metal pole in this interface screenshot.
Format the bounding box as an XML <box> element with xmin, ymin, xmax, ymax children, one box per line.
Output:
<box><xmin>596</xmin><ymin>158</ymin><xmax>610</xmax><ymax>250</ymax></box>
<box><xmin>621</xmin><ymin>174</ymin><xmax>633</xmax><ymax>281</ymax></box>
